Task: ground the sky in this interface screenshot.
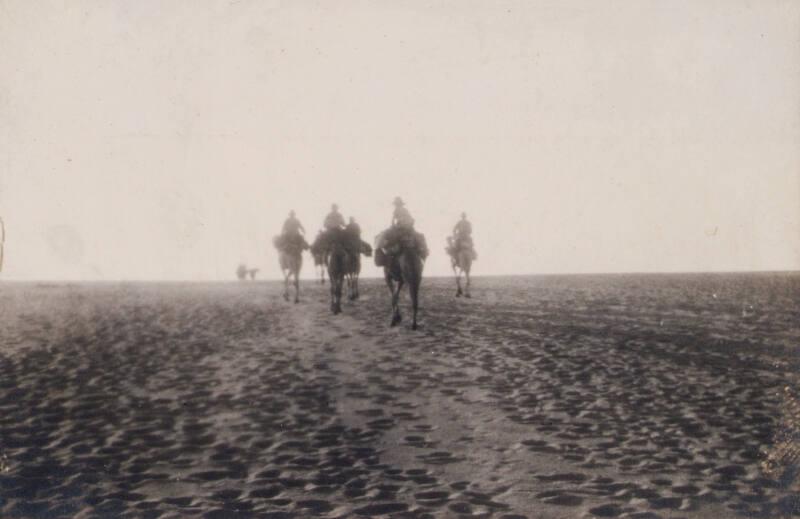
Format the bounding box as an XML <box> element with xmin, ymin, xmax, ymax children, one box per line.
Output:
<box><xmin>1</xmin><ymin>0</ymin><xmax>798</xmax><ymax>281</ymax></box>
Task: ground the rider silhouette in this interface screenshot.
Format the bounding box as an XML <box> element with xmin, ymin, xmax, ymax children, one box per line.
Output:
<box><xmin>283</xmin><ymin>210</ymin><xmax>305</xmax><ymax>236</ymax></box>
<box><xmin>323</xmin><ymin>204</ymin><xmax>345</xmax><ymax>231</ymax></box>
<box><xmin>453</xmin><ymin>212</ymin><xmax>472</xmax><ymax>239</ymax></box>
<box><xmin>279</xmin><ymin>210</ymin><xmax>308</xmax><ymax>251</ymax></box>
<box><xmin>376</xmin><ymin>197</ymin><xmax>428</xmax><ymax>263</ymax></box>
<box><xmin>346</xmin><ymin>216</ymin><xmax>361</xmax><ymax>237</ymax></box>
<box><xmin>316</xmin><ymin>204</ymin><xmax>346</xmax><ymax>255</ymax></box>
<box><xmin>451</xmin><ymin>212</ymin><xmax>476</xmax><ymax>260</ymax></box>
<box><xmin>391</xmin><ymin>197</ymin><xmax>415</xmax><ymax>229</ymax></box>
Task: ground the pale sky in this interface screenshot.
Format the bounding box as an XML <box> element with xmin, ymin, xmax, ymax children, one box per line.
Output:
<box><xmin>1</xmin><ymin>0</ymin><xmax>798</xmax><ymax>281</ymax></box>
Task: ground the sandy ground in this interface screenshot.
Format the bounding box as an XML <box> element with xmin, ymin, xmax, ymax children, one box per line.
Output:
<box><xmin>1</xmin><ymin>274</ymin><xmax>799</xmax><ymax>518</ymax></box>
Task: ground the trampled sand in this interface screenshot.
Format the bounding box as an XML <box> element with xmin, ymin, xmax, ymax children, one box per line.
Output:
<box><xmin>1</xmin><ymin>274</ymin><xmax>799</xmax><ymax>518</ymax></box>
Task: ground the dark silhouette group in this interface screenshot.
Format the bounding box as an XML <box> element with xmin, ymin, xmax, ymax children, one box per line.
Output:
<box><xmin>273</xmin><ymin>198</ymin><xmax>477</xmax><ymax>329</ymax></box>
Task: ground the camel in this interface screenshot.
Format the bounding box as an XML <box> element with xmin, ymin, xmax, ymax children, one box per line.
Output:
<box><xmin>447</xmin><ymin>237</ymin><xmax>473</xmax><ymax>298</ymax></box>
<box><xmin>345</xmin><ymin>241</ymin><xmax>372</xmax><ymax>301</ymax></box>
<box><xmin>324</xmin><ymin>229</ymin><xmax>350</xmax><ymax>314</ymax></box>
<box><xmin>379</xmin><ymin>231</ymin><xmax>425</xmax><ymax>330</ymax></box>
<box><xmin>274</xmin><ymin>236</ymin><xmax>304</xmax><ymax>303</ymax></box>
<box><xmin>236</xmin><ymin>264</ymin><xmax>248</xmax><ymax>281</ymax></box>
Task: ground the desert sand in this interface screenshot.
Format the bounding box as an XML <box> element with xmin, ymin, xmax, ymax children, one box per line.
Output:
<box><xmin>1</xmin><ymin>274</ymin><xmax>799</xmax><ymax>518</ymax></box>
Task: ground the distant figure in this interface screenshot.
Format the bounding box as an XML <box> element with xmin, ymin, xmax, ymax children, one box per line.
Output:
<box><xmin>375</xmin><ymin>197</ymin><xmax>426</xmax><ymax>330</ymax></box>
<box><xmin>236</xmin><ymin>264</ymin><xmax>259</xmax><ymax>281</ymax></box>
<box><xmin>236</xmin><ymin>263</ymin><xmax>248</xmax><ymax>281</ymax></box>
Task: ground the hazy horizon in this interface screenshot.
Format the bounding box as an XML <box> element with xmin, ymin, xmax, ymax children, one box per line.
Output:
<box><xmin>2</xmin><ymin>0</ymin><xmax>799</xmax><ymax>282</ymax></box>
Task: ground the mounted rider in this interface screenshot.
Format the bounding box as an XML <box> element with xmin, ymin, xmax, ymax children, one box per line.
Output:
<box><xmin>323</xmin><ymin>204</ymin><xmax>346</xmax><ymax>232</ymax></box>
<box><xmin>274</xmin><ymin>210</ymin><xmax>309</xmax><ymax>253</ymax></box>
<box><xmin>345</xmin><ymin>216</ymin><xmax>361</xmax><ymax>238</ymax></box>
<box><xmin>346</xmin><ymin>216</ymin><xmax>372</xmax><ymax>256</ymax></box>
<box><xmin>313</xmin><ymin>204</ymin><xmax>349</xmax><ymax>257</ymax></box>
<box><xmin>375</xmin><ymin>197</ymin><xmax>429</xmax><ymax>266</ymax></box>
<box><xmin>448</xmin><ymin>212</ymin><xmax>477</xmax><ymax>260</ymax></box>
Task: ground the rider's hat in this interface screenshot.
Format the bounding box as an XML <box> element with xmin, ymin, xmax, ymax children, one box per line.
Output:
<box><xmin>393</xmin><ymin>196</ymin><xmax>404</xmax><ymax>206</ymax></box>
<box><xmin>461</xmin><ymin>212</ymin><xmax>467</xmax><ymax>218</ymax></box>
<box><xmin>332</xmin><ymin>203</ymin><xmax>339</xmax><ymax>211</ymax></box>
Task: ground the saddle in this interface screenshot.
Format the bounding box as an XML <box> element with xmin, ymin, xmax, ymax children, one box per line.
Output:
<box><xmin>375</xmin><ymin>228</ymin><xmax>428</xmax><ymax>267</ymax></box>
<box><xmin>274</xmin><ymin>233</ymin><xmax>308</xmax><ymax>254</ymax></box>
<box><xmin>448</xmin><ymin>235</ymin><xmax>477</xmax><ymax>261</ymax></box>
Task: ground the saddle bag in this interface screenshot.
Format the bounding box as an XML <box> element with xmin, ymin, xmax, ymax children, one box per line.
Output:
<box><xmin>375</xmin><ymin>248</ymin><xmax>387</xmax><ymax>267</ymax></box>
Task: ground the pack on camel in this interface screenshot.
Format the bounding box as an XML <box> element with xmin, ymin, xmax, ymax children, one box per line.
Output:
<box><xmin>375</xmin><ymin>197</ymin><xmax>428</xmax><ymax>330</ymax></box>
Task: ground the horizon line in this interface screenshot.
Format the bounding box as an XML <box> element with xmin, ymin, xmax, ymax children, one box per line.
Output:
<box><xmin>2</xmin><ymin>269</ymin><xmax>799</xmax><ymax>284</ymax></box>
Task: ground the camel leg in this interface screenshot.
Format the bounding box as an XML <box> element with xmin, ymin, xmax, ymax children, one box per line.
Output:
<box><xmin>283</xmin><ymin>271</ymin><xmax>290</xmax><ymax>302</ymax></box>
<box><xmin>336</xmin><ymin>276</ymin><xmax>343</xmax><ymax>313</ymax></box>
<box><xmin>293</xmin><ymin>271</ymin><xmax>300</xmax><ymax>304</ymax></box>
<box><xmin>464</xmin><ymin>268</ymin><xmax>471</xmax><ymax>298</ymax></box>
<box><xmin>336</xmin><ymin>275</ymin><xmax>344</xmax><ymax>314</ymax></box>
<box><xmin>353</xmin><ymin>275</ymin><xmax>360</xmax><ymax>300</ymax></box>
<box><xmin>385</xmin><ymin>274</ymin><xmax>400</xmax><ymax>326</ymax></box>
<box><xmin>455</xmin><ymin>268</ymin><xmax>463</xmax><ymax>297</ymax></box>
<box><xmin>391</xmin><ymin>279</ymin><xmax>403</xmax><ymax>326</ymax></box>
<box><xmin>410</xmin><ymin>276</ymin><xmax>420</xmax><ymax>330</ymax></box>
<box><xmin>330</xmin><ymin>276</ymin><xmax>339</xmax><ymax>314</ymax></box>
<box><xmin>346</xmin><ymin>274</ymin><xmax>355</xmax><ymax>301</ymax></box>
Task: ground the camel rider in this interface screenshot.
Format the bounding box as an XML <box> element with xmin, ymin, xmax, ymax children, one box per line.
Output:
<box><xmin>283</xmin><ymin>210</ymin><xmax>305</xmax><ymax>236</ymax></box>
<box><xmin>279</xmin><ymin>210</ymin><xmax>309</xmax><ymax>251</ymax></box>
<box><xmin>317</xmin><ymin>204</ymin><xmax>346</xmax><ymax>254</ymax></box>
<box><xmin>346</xmin><ymin>216</ymin><xmax>371</xmax><ymax>255</ymax></box>
<box><xmin>452</xmin><ymin>212</ymin><xmax>476</xmax><ymax>260</ymax></box>
<box><xmin>391</xmin><ymin>197</ymin><xmax>415</xmax><ymax>229</ymax></box>
<box><xmin>377</xmin><ymin>197</ymin><xmax>428</xmax><ymax>263</ymax></box>
<box><xmin>346</xmin><ymin>216</ymin><xmax>361</xmax><ymax>237</ymax></box>
<box><xmin>324</xmin><ymin>204</ymin><xmax>345</xmax><ymax>231</ymax></box>
<box><xmin>453</xmin><ymin>212</ymin><xmax>472</xmax><ymax>240</ymax></box>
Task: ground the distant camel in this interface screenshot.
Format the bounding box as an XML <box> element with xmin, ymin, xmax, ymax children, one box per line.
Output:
<box><xmin>236</xmin><ymin>264</ymin><xmax>248</xmax><ymax>281</ymax></box>
<box><xmin>248</xmin><ymin>268</ymin><xmax>259</xmax><ymax>280</ymax></box>
<box><xmin>447</xmin><ymin>237</ymin><xmax>473</xmax><ymax>298</ymax></box>
<box><xmin>380</xmin><ymin>233</ymin><xmax>424</xmax><ymax>330</ymax></box>
<box><xmin>274</xmin><ymin>237</ymin><xmax>304</xmax><ymax>303</ymax></box>
<box><xmin>324</xmin><ymin>229</ymin><xmax>351</xmax><ymax>314</ymax></box>
<box><xmin>345</xmin><ymin>241</ymin><xmax>372</xmax><ymax>301</ymax></box>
